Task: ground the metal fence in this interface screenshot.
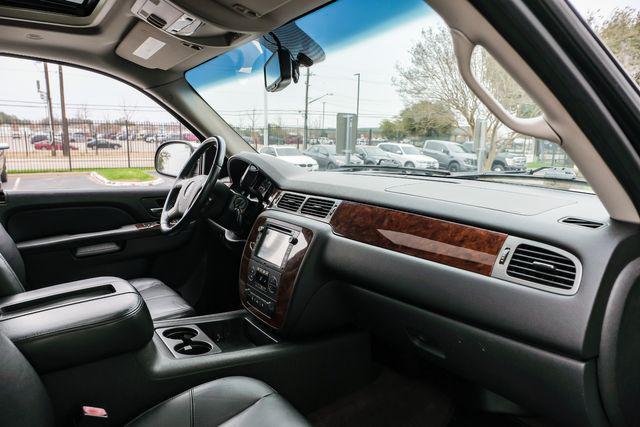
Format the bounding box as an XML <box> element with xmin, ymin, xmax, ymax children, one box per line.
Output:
<box><xmin>0</xmin><ymin>119</ymin><xmax>195</xmax><ymax>172</ymax></box>
<box><xmin>0</xmin><ymin>119</ymin><xmax>572</xmax><ymax>173</ymax></box>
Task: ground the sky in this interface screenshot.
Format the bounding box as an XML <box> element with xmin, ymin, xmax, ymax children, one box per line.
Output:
<box><xmin>0</xmin><ymin>0</ymin><xmax>637</xmax><ymax>128</ymax></box>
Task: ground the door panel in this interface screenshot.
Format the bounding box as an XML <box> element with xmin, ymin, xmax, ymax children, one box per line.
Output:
<box><xmin>0</xmin><ymin>188</ymin><xmax>198</xmax><ymax>290</ymax></box>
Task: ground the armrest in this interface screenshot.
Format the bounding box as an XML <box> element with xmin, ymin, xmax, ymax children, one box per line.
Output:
<box><xmin>0</xmin><ymin>277</ymin><xmax>153</xmax><ymax>373</ymax></box>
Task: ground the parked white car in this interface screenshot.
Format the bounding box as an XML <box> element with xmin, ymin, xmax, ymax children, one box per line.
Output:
<box><xmin>259</xmin><ymin>146</ymin><xmax>319</xmax><ymax>171</ymax></box>
<box><xmin>377</xmin><ymin>142</ymin><xmax>439</xmax><ymax>169</ymax></box>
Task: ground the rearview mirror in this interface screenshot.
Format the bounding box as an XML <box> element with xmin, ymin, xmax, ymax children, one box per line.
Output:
<box><xmin>155</xmin><ymin>141</ymin><xmax>193</xmax><ymax>178</ymax></box>
<box><xmin>264</xmin><ymin>48</ymin><xmax>292</xmax><ymax>92</ymax></box>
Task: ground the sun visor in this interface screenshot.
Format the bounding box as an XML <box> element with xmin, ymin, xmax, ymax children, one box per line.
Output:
<box><xmin>115</xmin><ymin>21</ymin><xmax>202</xmax><ymax>70</ymax></box>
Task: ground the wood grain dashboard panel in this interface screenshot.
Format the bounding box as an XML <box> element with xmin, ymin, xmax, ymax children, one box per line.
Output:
<box><xmin>239</xmin><ymin>217</ymin><xmax>313</xmax><ymax>329</ymax></box>
<box><xmin>330</xmin><ymin>202</ymin><xmax>507</xmax><ymax>276</ymax></box>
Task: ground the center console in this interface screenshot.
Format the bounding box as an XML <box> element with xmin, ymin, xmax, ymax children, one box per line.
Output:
<box><xmin>0</xmin><ymin>277</ymin><xmax>152</xmax><ymax>373</ymax></box>
<box><xmin>239</xmin><ymin>217</ymin><xmax>313</xmax><ymax>329</ymax></box>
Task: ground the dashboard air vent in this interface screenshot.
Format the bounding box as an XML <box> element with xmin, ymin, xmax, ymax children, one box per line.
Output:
<box><xmin>277</xmin><ymin>193</ymin><xmax>305</xmax><ymax>212</ymax></box>
<box><xmin>300</xmin><ymin>197</ymin><xmax>336</xmax><ymax>218</ymax></box>
<box><xmin>506</xmin><ymin>244</ymin><xmax>577</xmax><ymax>290</ymax></box>
<box><xmin>560</xmin><ymin>217</ymin><xmax>604</xmax><ymax>229</ymax></box>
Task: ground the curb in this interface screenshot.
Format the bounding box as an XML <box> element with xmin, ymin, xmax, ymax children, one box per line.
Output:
<box><xmin>90</xmin><ymin>171</ymin><xmax>163</xmax><ymax>187</ymax></box>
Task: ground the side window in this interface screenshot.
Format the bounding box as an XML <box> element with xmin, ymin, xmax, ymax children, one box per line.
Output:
<box><xmin>319</xmin><ymin>147</ymin><xmax>328</xmax><ymax>155</ymax></box>
<box><xmin>425</xmin><ymin>141</ymin><xmax>435</xmax><ymax>150</ymax></box>
<box><xmin>0</xmin><ymin>57</ymin><xmax>195</xmax><ymax>190</ymax></box>
<box><xmin>392</xmin><ymin>146</ymin><xmax>402</xmax><ymax>154</ymax></box>
<box><xmin>379</xmin><ymin>144</ymin><xmax>390</xmax><ymax>152</ymax></box>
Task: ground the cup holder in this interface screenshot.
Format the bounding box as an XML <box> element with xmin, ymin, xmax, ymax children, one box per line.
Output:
<box><xmin>174</xmin><ymin>341</ymin><xmax>212</xmax><ymax>355</ymax></box>
<box><xmin>162</xmin><ymin>327</ymin><xmax>198</xmax><ymax>340</ymax></box>
<box><xmin>156</xmin><ymin>324</ymin><xmax>221</xmax><ymax>358</ymax></box>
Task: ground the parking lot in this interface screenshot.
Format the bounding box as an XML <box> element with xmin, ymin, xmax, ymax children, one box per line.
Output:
<box><xmin>2</xmin><ymin>171</ymin><xmax>169</xmax><ymax>191</ymax></box>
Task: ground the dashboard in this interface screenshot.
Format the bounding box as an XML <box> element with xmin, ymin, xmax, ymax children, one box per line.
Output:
<box><xmin>225</xmin><ymin>151</ymin><xmax>640</xmax><ymax>426</ymax></box>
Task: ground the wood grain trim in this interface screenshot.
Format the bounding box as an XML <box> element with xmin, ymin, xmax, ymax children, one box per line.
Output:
<box><xmin>330</xmin><ymin>202</ymin><xmax>507</xmax><ymax>276</ymax></box>
<box><xmin>239</xmin><ymin>217</ymin><xmax>312</xmax><ymax>329</ymax></box>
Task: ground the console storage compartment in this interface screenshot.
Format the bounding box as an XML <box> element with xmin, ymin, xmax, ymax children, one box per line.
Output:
<box><xmin>0</xmin><ymin>276</ymin><xmax>153</xmax><ymax>372</ymax></box>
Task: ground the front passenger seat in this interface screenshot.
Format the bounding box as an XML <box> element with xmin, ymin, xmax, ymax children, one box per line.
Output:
<box><xmin>0</xmin><ymin>224</ymin><xmax>194</xmax><ymax>321</ymax></box>
<box><xmin>0</xmin><ymin>332</ymin><xmax>310</xmax><ymax>426</ymax></box>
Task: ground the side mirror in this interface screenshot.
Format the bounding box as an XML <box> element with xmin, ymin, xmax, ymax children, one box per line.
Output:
<box><xmin>443</xmin><ymin>149</ymin><xmax>450</xmax><ymax>155</ymax></box>
<box><xmin>264</xmin><ymin>48</ymin><xmax>292</xmax><ymax>92</ymax></box>
<box><xmin>155</xmin><ymin>141</ymin><xmax>193</xmax><ymax>177</ymax></box>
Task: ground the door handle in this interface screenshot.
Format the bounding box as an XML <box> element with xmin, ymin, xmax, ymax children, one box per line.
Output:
<box><xmin>75</xmin><ymin>242</ymin><xmax>121</xmax><ymax>258</ymax></box>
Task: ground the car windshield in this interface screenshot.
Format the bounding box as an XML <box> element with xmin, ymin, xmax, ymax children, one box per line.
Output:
<box><xmin>363</xmin><ymin>147</ymin><xmax>386</xmax><ymax>155</ymax></box>
<box><xmin>401</xmin><ymin>145</ymin><xmax>420</xmax><ymax>155</ymax></box>
<box><xmin>276</xmin><ymin>147</ymin><xmax>301</xmax><ymax>156</ymax></box>
<box><xmin>186</xmin><ymin>0</ymin><xmax>590</xmax><ymax>193</ymax></box>
<box><xmin>323</xmin><ymin>146</ymin><xmax>337</xmax><ymax>155</ymax></box>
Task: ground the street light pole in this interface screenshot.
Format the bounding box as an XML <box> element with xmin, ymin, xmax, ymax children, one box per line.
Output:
<box><xmin>354</xmin><ymin>73</ymin><xmax>361</xmax><ymax>138</ymax></box>
<box><xmin>303</xmin><ymin>68</ymin><xmax>310</xmax><ymax>150</ymax></box>
<box><xmin>322</xmin><ymin>101</ymin><xmax>326</xmax><ymax>132</ymax></box>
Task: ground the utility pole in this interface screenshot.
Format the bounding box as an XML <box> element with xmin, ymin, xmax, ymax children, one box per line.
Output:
<box><xmin>303</xmin><ymin>67</ymin><xmax>310</xmax><ymax>150</ymax></box>
<box><xmin>354</xmin><ymin>73</ymin><xmax>361</xmax><ymax>140</ymax></box>
<box><xmin>263</xmin><ymin>90</ymin><xmax>269</xmax><ymax>146</ymax></box>
<box><xmin>42</xmin><ymin>63</ymin><xmax>57</xmax><ymax>156</ymax></box>
<box><xmin>322</xmin><ymin>101</ymin><xmax>326</xmax><ymax>133</ymax></box>
<box><xmin>58</xmin><ymin>65</ymin><xmax>71</xmax><ymax>159</ymax></box>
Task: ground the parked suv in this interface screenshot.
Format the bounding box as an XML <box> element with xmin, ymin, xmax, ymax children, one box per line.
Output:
<box><xmin>421</xmin><ymin>140</ymin><xmax>477</xmax><ymax>172</ymax></box>
<box><xmin>354</xmin><ymin>146</ymin><xmax>399</xmax><ymax>166</ymax></box>
<box><xmin>460</xmin><ymin>142</ymin><xmax>527</xmax><ymax>171</ymax></box>
<box><xmin>303</xmin><ymin>144</ymin><xmax>363</xmax><ymax>169</ymax></box>
<box><xmin>377</xmin><ymin>143</ymin><xmax>439</xmax><ymax>169</ymax></box>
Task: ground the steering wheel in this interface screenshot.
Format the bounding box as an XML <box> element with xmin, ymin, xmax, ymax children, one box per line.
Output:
<box><xmin>160</xmin><ymin>136</ymin><xmax>226</xmax><ymax>233</ymax></box>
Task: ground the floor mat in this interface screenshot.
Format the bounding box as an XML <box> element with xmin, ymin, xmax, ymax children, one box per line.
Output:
<box><xmin>308</xmin><ymin>369</ymin><xmax>454</xmax><ymax>427</ymax></box>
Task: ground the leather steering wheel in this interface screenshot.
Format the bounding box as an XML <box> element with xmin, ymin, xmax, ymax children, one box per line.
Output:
<box><xmin>160</xmin><ymin>136</ymin><xmax>226</xmax><ymax>233</ymax></box>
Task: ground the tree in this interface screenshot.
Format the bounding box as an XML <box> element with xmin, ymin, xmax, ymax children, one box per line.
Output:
<box><xmin>380</xmin><ymin>101</ymin><xmax>456</xmax><ymax>140</ymax></box>
<box><xmin>394</xmin><ymin>26</ymin><xmax>537</xmax><ymax>168</ymax></box>
<box><xmin>0</xmin><ymin>111</ymin><xmax>21</xmax><ymax>123</ymax></box>
<box><xmin>590</xmin><ymin>8</ymin><xmax>640</xmax><ymax>84</ymax></box>
<box><xmin>398</xmin><ymin>101</ymin><xmax>456</xmax><ymax>138</ymax></box>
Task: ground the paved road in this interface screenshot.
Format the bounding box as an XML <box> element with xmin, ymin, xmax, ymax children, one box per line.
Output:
<box><xmin>2</xmin><ymin>171</ymin><xmax>170</xmax><ymax>191</ymax></box>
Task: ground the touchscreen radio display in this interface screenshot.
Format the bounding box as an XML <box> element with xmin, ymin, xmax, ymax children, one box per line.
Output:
<box><xmin>256</xmin><ymin>228</ymin><xmax>290</xmax><ymax>267</ymax></box>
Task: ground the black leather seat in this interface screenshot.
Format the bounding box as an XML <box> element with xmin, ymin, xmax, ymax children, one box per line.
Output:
<box><xmin>0</xmin><ymin>224</ymin><xmax>194</xmax><ymax>321</ymax></box>
<box><xmin>127</xmin><ymin>376</ymin><xmax>309</xmax><ymax>426</ymax></box>
<box><xmin>0</xmin><ymin>332</ymin><xmax>309</xmax><ymax>427</ymax></box>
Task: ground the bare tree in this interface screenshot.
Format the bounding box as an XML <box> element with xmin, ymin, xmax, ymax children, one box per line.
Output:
<box><xmin>394</xmin><ymin>26</ymin><xmax>537</xmax><ymax>168</ymax></box>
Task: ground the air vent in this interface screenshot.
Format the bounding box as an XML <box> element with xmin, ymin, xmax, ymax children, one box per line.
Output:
<box><xmin>506</xmin><ymin>244</ymin><xmax>577</xmax><ymax>290</ymax></box>
<box><xmin>560</xmin><ymin>217</ymin><xmax>604</xmax><ymax>229</ymax></box>
<box><xmin>300</xmin><ymin>197</ymin><xmax>336</xmax><ymax>218</ymax></box>
<box><xmin>277</xmin><ymin>193</ymin><xmax>305</xmax><ymax>212</ymax></box>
